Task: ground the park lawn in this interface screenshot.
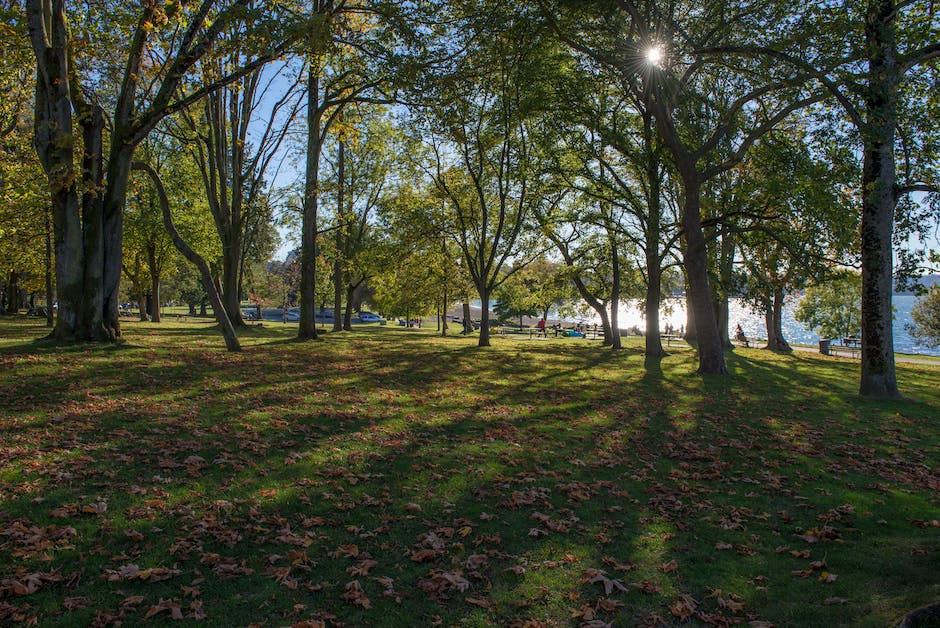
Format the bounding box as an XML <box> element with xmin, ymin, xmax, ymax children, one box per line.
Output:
<box><xmin>0</xmin><ymin>316</ymin><xmax>937</xmax><ymax>627</ymax></box>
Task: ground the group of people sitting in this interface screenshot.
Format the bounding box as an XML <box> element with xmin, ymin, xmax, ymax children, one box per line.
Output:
<box><xmin>535</xmin><ymin>318</ymin><xmax>590</xmax><ymax>338</ymax></box>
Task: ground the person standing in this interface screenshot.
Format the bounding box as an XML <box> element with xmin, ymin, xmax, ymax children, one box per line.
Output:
<box><xmin>537</xmin><ymin>318</ymin><xmax>546</xmax><ymax>337</ymax></box>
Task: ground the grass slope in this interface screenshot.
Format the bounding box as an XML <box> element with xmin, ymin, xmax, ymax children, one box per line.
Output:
<box><xmin>0</xmin><ymin>316</ymin><xmax>937</xmax><ymax>627</ymax></box>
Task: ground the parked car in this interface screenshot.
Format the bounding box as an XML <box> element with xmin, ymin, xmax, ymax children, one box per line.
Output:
<box><xmin>256</xmin><ymin>308</ymin><xmax>300</xmax><ymax>322</ymax></box>
<box><xmin>357</xmin><ymin>311</ymin><xmax>382</xmax><ymax>323</ymax></box>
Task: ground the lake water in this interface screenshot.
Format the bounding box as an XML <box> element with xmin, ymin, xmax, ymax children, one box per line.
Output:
<box><xmin>608</xmin><ymin>294</ymin><xmax>938</xmax><ymax>357</ymax></box>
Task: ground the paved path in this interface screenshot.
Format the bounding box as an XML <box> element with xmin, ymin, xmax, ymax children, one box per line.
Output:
<box><xmin>788</xmin><ymin>343</ymin><xmax>939</xmax><ymax>366</ymax></box>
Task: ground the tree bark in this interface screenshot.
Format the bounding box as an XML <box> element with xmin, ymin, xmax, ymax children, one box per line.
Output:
<box><xmin>681</xmin><ymin>182</ymin><xmax>727</xmax><ymax>373</ymax></box>
<box><xmin>441</xmin><ymin>286</ymin><xmax>448</xmax><ymax>337</ymax></box>
<box><xmin>858</xmin><ymin>0</ymin><xmax>901</xmax><ymax>398</ymax></box>
<box><xmin>478</xmin><ymin>287</ymin><xmax>491</xmax><ymax>347</ymax></box>
<box><xmin>333</xmin><ymin>139</ymin><xmax>345</xmax><ymax>332</ymax></box>
<box><xmin>764</xmin><ymin>286</ymin><xmax>791</xmax><ymax>352</ymax></box>
<box><xmin>79</xmin><ymin>106</ymin><xmax>107</xmax><ymax>339</ymax></box>
<box><xmin>462</xmin><ymin>300</ymin><xmax>472</xmax><ymax>335</ymax></box>
<box><xmin>101</xmin><ymin>143</ymin><xmax>135</xmax><ymax>340</ymax></box>
<box><xmin>150</xmin><ymin>274</ymin><xmax>162</xmax><ymax>323</ymax></box>
<box><xmin>298</xmin><ymin>68</ymin><xmax>321</xmax><ymax>340</ymax></box>
<box><xmin>609</xmin><ymin>236</ymin><xmax>622</xmax><ymax>349</ymax></box>
<box><xmin>28</xmin><ymin>0</ymin><xmax>85</xmax><ymax>341</ymax></box>
<box><xmin>717</xmin><ymin>231</ymin><xmax>735</xmax><ymax>350</ymax></box>
<box><xmin>642</xmin><ymin>110</ymin><xmax>665</xmax><ymax>357</ymax></box>
<box><xmin>138</xmin><ymin>286</ymin><xmax>148</xmax><ymax>321</ymax></box>
<box><xmin>44</xmin><ymin>206</ymin><xmax>54</xmax><ymax>328</ymax></box>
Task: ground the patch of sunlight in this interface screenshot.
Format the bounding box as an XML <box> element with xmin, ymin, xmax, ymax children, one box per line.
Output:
<box><xmin>489</xmin><ymin>541</ymin><xmax>591</xmax><ymax>619</ymax></box>
<box><xmin>628</xmin><ymin>517</ymin><xmax>679</xmax><ymax>597</ymax></box>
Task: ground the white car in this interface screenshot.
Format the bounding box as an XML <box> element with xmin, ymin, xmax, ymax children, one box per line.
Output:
<box><xmin>357</xmin><ymin>311</ymin><xmax>382</xmax><ymax>323</ymax></box>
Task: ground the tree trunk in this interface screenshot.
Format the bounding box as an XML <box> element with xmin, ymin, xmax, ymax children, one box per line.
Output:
<box><xmin>462</xmin><ymin>300</ymin><xmax>472</xmax><ymax>335</ymax></box>
<box><xmin>609</xmin><ymin>239</ymin><xmax>622</xmax><ymax>349</ymax></box>
<box><xmin>572</xmin><ymin>275</ymin><xmax>612</xmax><ymax>344</ymax></box>
<box><xmin>147</xmin><ymin>245</ymin><xmax>162</xmax><ymax>323</ymax></box>
<box><xmin>643</xmin><ymin>111</ymin><xmax>665</xmax><ymax>357</ymax></box>
<box><xmin>764</xmin><ymin>287</ymin><xmax>791</xmax><ymax>352</ymax></box>
<box><xmin>717</xmin><ymin>231</ymin><xmax>735</xmax><ymax>350</ymax></box>
<box><xmin>27</xmin><ymin>0</ymin><xmax>94</xmax><ymax>341</ymax></box>
<box><xmin>645</xmin><ymin>276</ymin><xmax>663</xmax><ymax>356</ymax></box>
<box><xmin>478</xmin><ymin>288</ymin><xmax>491</xmax><ymax>347</ymax></box>
<box><xmin>221</xmin><ymin>239</ymin><xmax>244</xmax><ymax>326</ymax></box>
<box><xmin>79</xmin><ymin>106</ymin><xmax>108</xmax><ymax>339</ymax></box>
<box><xmin>100</xmin><ymin>140</ymin><xmax>136</xmax><ymax>340</ymax></box>
<box><xmin>333</xmin><ymin>139</ymin><xmax>346</xmax><ymax>332</ymax></box>
<box><xmin>138</xmin><ymin>287</ymin><xmax>147</xmax><ymax>321</ymax></box>
<box><xmin>684</xmin><ymin>288</ymin><xmax>697</xmax><ymax>343</ymax></box>
<box><xmin>858</xmin><ymin>0</ymin><xmax>900</xmax><ymax>398</ymax></box>
<box><xmin>150</xmin><ymin>275</ymin><xmax>162</xmax><ymax>323</ymax></box>
<box><xmin>332</xmin><ymin>259</ymin><xmax>343</xmax><ymax>331</ymax></box>
<box><xmin>44</xmin><ymin>206</ymin><xmax>54</xmax><ymax>327</ymax></box>
<box><xmin>681</xmin><ymin>183</ymin><xmax>727</xmax><ymax>374</ymax></box>
<box><xmin>298</xmin><ymin>67</ymin><xmax>321</xmax><ymax>340</ymax></box>
<box><xmin>134</xmin><ymin>160</ymin><xmax>240</xmax><ymax>351</ymax></box>
<box><xmin>441</xmin><ymin>287</ymin><xmax>448</xmax><ymax>337</ymax></box>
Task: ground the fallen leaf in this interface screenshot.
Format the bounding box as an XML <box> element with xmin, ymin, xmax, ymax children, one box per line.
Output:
<box><xmin>340</xmin><ymin>581</ymin><xmax>371</xmax><ymax>609</ymax></box>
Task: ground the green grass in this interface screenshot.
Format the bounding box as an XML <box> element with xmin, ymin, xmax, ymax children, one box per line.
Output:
<box><xmin>0</xmin><ymin>315</ymin><xmax>937</xmax><ymax>626</ymax></box>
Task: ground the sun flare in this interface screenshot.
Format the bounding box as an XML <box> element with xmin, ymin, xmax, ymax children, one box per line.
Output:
<box><xmin>645</xmin><ymin>46</ymin><xmax>663</xmax><ymax>65</ymax></box>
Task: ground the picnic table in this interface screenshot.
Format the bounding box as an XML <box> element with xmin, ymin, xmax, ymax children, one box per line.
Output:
<box><xmin>841</xmin><ymin>336</ymin><xmax>861</xmax><ymax>357</ymax></box>
<box><xmin>661</xmin><ymin>334</ymin><xmax>681</xmax><ymax>347</ymax></box>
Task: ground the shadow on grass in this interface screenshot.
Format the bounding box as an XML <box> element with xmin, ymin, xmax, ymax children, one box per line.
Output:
<box><xmin>1</xmin><ymin>318</ymin><xmax>938</xmax><ymax>626</ymax></box>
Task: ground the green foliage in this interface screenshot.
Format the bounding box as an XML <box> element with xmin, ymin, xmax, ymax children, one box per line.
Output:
<box><xmin>908</xmin><ymin>286</ymin><xmax>940</xmax><ymax>348</ymax></box>
<box><xmin>493</xmin><ymin>259</ymin><xmax>575</xmax><ymax>323</ymax></box>
<box><xmin>733</xmin><ymin>127</ymin><xmax>860</xmax><ymax>316</ymax></box>
<box><xmin>795</xmin><ymin>270</ymin><xmax>862</xmax><ymax>340</ymax></box>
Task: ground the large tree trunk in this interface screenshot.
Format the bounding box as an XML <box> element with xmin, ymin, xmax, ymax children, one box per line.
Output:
<box><xmin>643</xmin><ymin>111</ymin><xmax>665</xmax><ymax>357</ymax></box>
<box><xmin>858</xmin><ymin>0</ymin><xmax>900</xmax><ymax>398</ymax></box>
<box><xmin>298</xmin><ymin>69</ymin><xmax>321</xmax><ymax>340</ymax></box>
<box><xmin>221</xmin><ymin>239</ymin><xmax>244</xmax><ymax>326</ymax></box>
<box><xmin>478</xmin><ymin>287</ymin><xmax>491</xmax><ymax>347</ymax></box>
<box><xmin>28</xmin><ymin>0</ymin><xmax>85</xmax><ymax>341</ymax></box>
<box><xmin>764</xmin><ymin>287</ymin><xmax>791</xmax><ymax>352</ymax></box>
<box><xmin>138</xmin><ymin>286</ymin><xmax>147</xmax><ymax>321</ymax></box>
<box><xmin>462</xmin><ymin>300</ymin><xmax>472</xmax><ymax>335</ymax></box>
<box><xmin>101</xmin><ymin>142</ymin><xmax>135</xmax><ymax>340</ymax></box>
<box><xmin>645</xmin><ymin>272</ymin><xmax>663</xmax><ymax>356</ymax></box>
<box><xmin>681</xmin><ymin>183</ymin><xmax>727</xmax><ymax>374</ymax></box>
<box><xmin>684</xmin><ymin>285</ymin><xmax>697</xmax><ymax>343</ymax></box>
<box><xmin>80</xmin><ymin>107</ymin><xmax>107</xmax><ymax>339</ymax></box>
